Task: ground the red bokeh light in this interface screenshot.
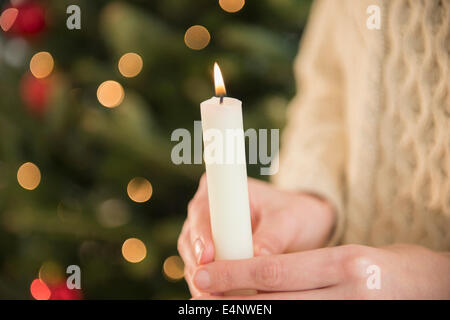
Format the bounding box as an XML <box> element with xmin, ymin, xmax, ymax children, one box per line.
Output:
<box><xmin>49</xmin><ymin>283</ymin><xmax>83</xmax><ymax>300</ymax></box>
<box><xmin>30</xmin><ymin>279</ymin><xmax>51</xmax><ymax>300</ymax></box>
<box><xmin>6</xmin><ymin>1</ymin><xmax>46</xmax><ymax>36</ymax></box>
<box><xmin>0</xmin><ymin>8</ymin><xmax>19</xmax><ymax>31</ymax></box>
<box><xmin>20</xmin><ymin>73</ymin><xmax>52</xmax><ymax>116</ymax></box>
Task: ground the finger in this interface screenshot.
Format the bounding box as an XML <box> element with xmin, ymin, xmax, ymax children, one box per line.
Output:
<box><xmin>178</xmin><ymin>230</ymin><xmax>198</xmax><ymax>297</ymax></box>
<box><xmin>193</xmin><ymin>286</ymin><xmax>342</xmax><ymax>300</ymax></box>
<box><xmin>188</xmin><ymin>175</ymin><xmax>215</xmax><ymax>264</ymax></box>
<box><xmin>193</xmin><ymin>247</ymin><xmax>344</xmax><ymax>293</ymax></box>
<box><xmin>185</xmin><ymin>266</ymin><xmax>209</xmax><ymax>298</ymax></box>
<box><xmin>252</xmin><ymin>209</ymin><xmax>300</xmax><ymax>256</ymax></box>
<box><xmin>178</xmin><ymin>221</ymin><xmax>196</xmax><ymax>267</ymax></box>
<box><xmin>177</xmin><ymin>224</ymin><xmax>206</xmax><ymax>298</ymax></box>
<box><xmin>188</xmin><ymin>200</ymin><xmax>214</xmax><ymax>265</ymax></box>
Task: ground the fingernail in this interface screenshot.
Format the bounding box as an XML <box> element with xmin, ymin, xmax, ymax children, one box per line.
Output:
<box><xmin>194</xmin><ymin>270</ymin><xmax>211</xmax><ymax>290</ymax></box>
<box><xmin>194</xmin><ymin>239</ymin><xmax>204</xmax><ymax>264</ymax></box>
<box><xmin>259</xmin><ymin>247</ymin><xmax>271</xmax><ymax>256</ymax></box>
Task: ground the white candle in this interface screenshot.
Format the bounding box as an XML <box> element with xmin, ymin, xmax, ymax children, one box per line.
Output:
<box><xmin>200</xmin><ymin>63</ymin><xmax>254</xmax><ymax>263</ymax></box>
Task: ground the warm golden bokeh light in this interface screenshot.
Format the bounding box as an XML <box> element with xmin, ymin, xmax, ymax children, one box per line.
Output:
<box><xmin>118</xmin><ymin>53</ymin><xmax>143</xmax><ymax>78</ymax></box>
<box><xmin>97</xmin><ymin>80</ymin><xmax>125</xmax><ymax>108</ymax></box>
<box><xmin>214</xmin><ymin>62</ymin><xmax>226</xmax><ymax>97</ymax></box>
<box><xmin>219</xmin><ymin>0</ymin><xmax>245</xmax><ymax>13</ymax></box>
<box><xmin>30</xmin><ymin>279</ymin><xmax>51</xmax><ymax>300</ymax></box>
<box><xmin>39</xmin><ymin>261</ymin><xmax>64</xmax><ymax>286</ymax></box>
<box><xmin>127</xmin><ymin>177</ymin><xmax>153</xmax><ymax>203</ymax></box>
<box><xmin>17</xmin><ymin>162</ymin><xmax>41</xmax><ymax>190</ymax></box>
<box><xmin>184</xmin><ymin>25</ymin><xmax>210</xmax><ymax>50</ymax></box>
<box><xmin>29</xmin><ymin>51</ymin><xmax>54</xmax><ymax>79</ymax></box>
<box><xmin>163</xmin><ymin>256</ymin><xmax>184</xmax><ymax>281</ymax></box>
<box><xmin>122</xmin><ymin>238</ymin><xmax>147</xmax><ymax>263</ymax></box>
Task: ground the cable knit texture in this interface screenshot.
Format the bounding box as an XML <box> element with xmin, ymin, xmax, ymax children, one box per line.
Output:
<box><xmin>273</xmin><ymin>0</ymin><xmax>450</xmax><ymax>250</ymax></box>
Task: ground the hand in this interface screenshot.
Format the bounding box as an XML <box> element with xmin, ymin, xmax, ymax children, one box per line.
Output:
<box><xmin>192</xmin><ymin>244</ymin><xmax>450</xmax><ymax>299</ymax></box>
<box><xmin>177</xmin><ymin>174</ymin><xmax>335</xmax><ymax>297</ymax></box>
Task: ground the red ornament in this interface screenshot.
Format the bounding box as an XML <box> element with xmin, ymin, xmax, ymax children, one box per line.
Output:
<box><xmin>20</xmin><ymin>72</ymin><xmax>52</xmax><ymax>116</ymax></box>
<box><xmin>49</xmin><ymin>282</ymin><xmax>83</xmax><ymax>300</ymax></box>
<box><xmin>6</xmin><ymin>1</ymin><xmax>46</xmax><ymax>36</ymax></box>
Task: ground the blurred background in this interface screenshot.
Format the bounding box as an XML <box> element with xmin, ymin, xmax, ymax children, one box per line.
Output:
<box><xmin>0</xmin><ymin>0</ymin><xmax>311</xmax><ymax>299</ymax></box>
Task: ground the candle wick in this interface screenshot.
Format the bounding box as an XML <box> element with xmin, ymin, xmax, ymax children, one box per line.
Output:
<box><xmin>220</xmin><ymin>95</ymin><xmax>224</xmax><ymax>104</ymax></box>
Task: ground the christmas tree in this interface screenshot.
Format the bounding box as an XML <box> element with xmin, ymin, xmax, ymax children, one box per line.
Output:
<box><xmin>0</xmin><ymin>0</ymin><xmax>311</xmax><ymax>299</ymax></box>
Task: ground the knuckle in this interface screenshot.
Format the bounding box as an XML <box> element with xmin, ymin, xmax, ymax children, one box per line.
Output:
<box><xmin>177</xmin><ymin>227</ymin><xmax>189</xmax><ymax>257</ymax></box>
<box><xmin>217</xmin><ymin>266</ymin><xmax>233</xmax><ymax>289</ymax></box>
<box><xmin>187</xmin><ymin>197</ymin><xmax>207</xmax><ymax>219</ymax></box>
<box><xmin>199</xmin><ymin>173</ymin><xmax>207</xmax><ymax>186</ymax></box>
<box><xmin>254</xmin><ymin>258</ymin><xmax>284</xmax><ymax>289</ymax></box>
<box><xmin>187</xmin><ymin>199</ymin><xmax>197</xmax><ymax>215</ymax></box>
<box><xmin>187</xmin><ymin>201</ymin><xmax>202</xmax><ymax>220</ymax></box>
<box><xmin>177</xmin><ymin>236</ymin><xmax>184</xmax><ymax>255</ymax></box>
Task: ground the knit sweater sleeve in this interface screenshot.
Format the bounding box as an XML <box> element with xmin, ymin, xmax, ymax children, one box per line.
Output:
<box><xmin>272</xmin><ymin>0</ymin><xmax>347</xmax><ymax>246</ymax></box>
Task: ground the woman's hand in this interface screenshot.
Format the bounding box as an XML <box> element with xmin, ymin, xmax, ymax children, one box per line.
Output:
<box><xmin>177</xmin><ymin>174</ymin><xmax>336</xmax><ymax>297</ymax></box>
<box><xmin>191</xmin><ymin>244</ymin><xmax>450</xmax><ymax>299</ymax></box>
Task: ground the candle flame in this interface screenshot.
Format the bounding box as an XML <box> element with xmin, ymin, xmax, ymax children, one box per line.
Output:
<box><xmin>214</xmin><ymin>62</ymin><xmax>226</xmax><ymax>97</ymax></box>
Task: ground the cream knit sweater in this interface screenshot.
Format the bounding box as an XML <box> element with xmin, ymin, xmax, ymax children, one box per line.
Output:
<box><xmin>273</xmin><ymin>0</ymin><xmax>450</xmax><ymax>251</ymax></box>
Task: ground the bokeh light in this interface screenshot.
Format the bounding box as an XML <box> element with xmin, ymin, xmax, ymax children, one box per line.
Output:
<box><xmin>122</xmin><ymin>238</ymin><xmax>147</xmax><ymax>263</ymax></box>
<box><xmin>219</xmin><ymin>0</ymin><xmax>245</xmax><ymax>13</ymax></box>
<box><xmin>184</xmin><ymin>25</ymin><xmax>210</xmax><ymax>50</ymax></box>
<box><xmin>29</xmin><ymin>51</ymin><xmax>54</xmax><ymax>79</ymax></box>
<box><xmin>17</xmin><ymin>162</ymin><xmax>41</xmax><ymax>190</ymax></box>
<box><xmin>0</xmin><ymin>8</ymin><xmax>19</xmax><ymax>31</ymax></box>
<box><xmin>118</xmin><ymin>53</ymin><xmax>143</xmax><ymax>78</ymax></box>
<box><xmin>79</xmin><ymin>240</ymin><xmax>101</xmax><ymax>264</ymax></box>
<box><xmin>39</xmin><ymin>261</ymin><xmax>64</xmax><ymax>286</ymax></box>
<box><xmin>8</xmin><ymin>1</ymin><xmax>46</xmax><ymax>35</ymax></box>
<box><xmin>97</xmin><ymin>80</ymin><xmax>124</xmax><ymax>108</ymax></box>
<box><xmin>30</xmin><ymin>279</ymin><xmax>51</xmax><ymax>300</ymax></box>
<box><xmin>163</xmin><ymin>256</ymin><xmax>184</xmax><ymax>281</ymax></box>
<box><xmin>4</xmin><ymin>38</ymin><xmax>29</xmax><ymax>67</ymax></box>
<box><xmin>97</xmin><ymin>199</ymin><xmax>130</xmax><ymax>228</ymax></box>
<box><xmin>127</xmin><ymin>177</ymin><xmax>153</xmax><ymax>203</ymax></box>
